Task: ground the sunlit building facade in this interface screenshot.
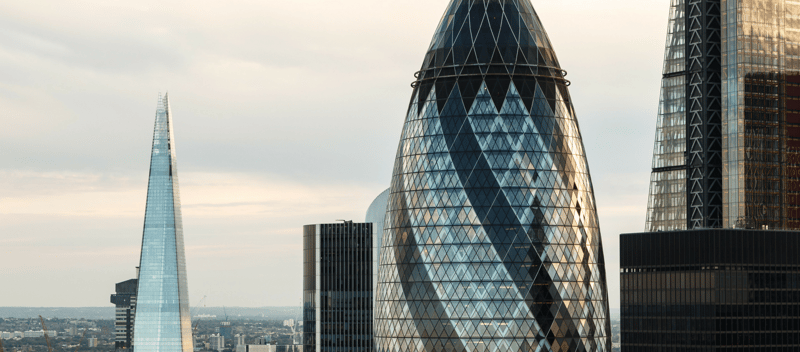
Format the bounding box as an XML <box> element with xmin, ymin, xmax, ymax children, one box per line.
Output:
<box><xmin>374</xmin><ymin>1</ymin><xmax>612</xmax><ymax>352</ymax></box>
<box><xmin>133</xmin><ymin>94</ymin><xmax>193</xmax><ymax>352</ymax></box>
<box><xmin>626</xmin><ymin>1</ymin><xmax>800</xmax><ymax>350</ymax></box>
<box><xmin>645</xmin><ymin>0</ymin><xmax>800</xmax><ymax>231</ymax></box>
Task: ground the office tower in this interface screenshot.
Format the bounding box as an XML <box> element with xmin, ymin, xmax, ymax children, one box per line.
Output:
<box><xmin>209</xmin><ymin>335</ymin><xmax>225</xmax><ymax>352</ymax></box>
<box><xmin>621</xmin><ymin>229</ymin><xmax>800</xmax><ymax>350</ymax></box>
<box><xmin>133</xmin><ymin>93</ymin><xmax>193</xmax><ymax>352</ymax></box>
<box><xmin>111</xmin><ymin>277</ymin><xmax>138</xmax><ymax>350</ymax></box>
<box><xmin>303</xmin><ymin>223</ymin><xmax>374</xmax><ymax>352</ymax></box>
<box><xmin>366</xmin><ymin>188</ymin><xmax>390</xmax><ymax>252</ymax></box>
<box><xmin>624</xmin><ymin>1</ymin><xmax>800</xmax><ymax>350</ymax></box>
<box><xmin>374</xmin><ymin>1</ymin><xmax>612</xmax><ymax>352</ymax></box>
<box><xmin>234</xmin><ymin>334</ymin><xmax>245</xmax><ymax>347</ymax></box>
<box><xmin>365</xmin><ymin>188</ymin><xmax>389</xmax><ymax>320</ymax></box>
<box><xmin>646</xmin><ymin>0</ymin><xmax>800</xmax><ymax>231</ymax></box>
<box><xmin>220</xmin><ymin>322</ymin><xmax>233</xmax><ymax>342</ymax></box>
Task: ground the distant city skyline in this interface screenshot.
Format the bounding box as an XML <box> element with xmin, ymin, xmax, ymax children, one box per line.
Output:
<box><xmin>0</xmin><ymin>0</ymin><xmax>668</xmax><ymax>308</ymax></box>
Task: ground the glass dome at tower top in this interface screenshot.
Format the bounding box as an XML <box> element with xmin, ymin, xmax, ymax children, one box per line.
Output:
<box><xmin>420</xmin><ymin>0</ymin><xmax>561</xmax><ymax>73</ymax></box>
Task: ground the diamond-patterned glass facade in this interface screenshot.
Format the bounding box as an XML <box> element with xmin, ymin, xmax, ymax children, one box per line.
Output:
<box><xmin>133</xmin><ymin>94</ymin><xmax>193</xmax><ymax>352</ymax></box>
<box><xmin>374</xmin><ymin>1</ymin><xmax>611</xmax><ymax>352</ymax></box>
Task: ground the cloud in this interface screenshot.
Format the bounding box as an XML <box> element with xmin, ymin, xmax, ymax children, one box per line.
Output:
<box><xmin>0</xmin><ymin>0</ymin><xmax>671</xmax><ymax>307</ymax></box>
<box><xmin>0</xmin><ymin>169</ymin><xmax>383</xmax><ymax>306</ymax></box>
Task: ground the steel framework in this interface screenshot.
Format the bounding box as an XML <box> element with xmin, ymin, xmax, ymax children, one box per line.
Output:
<box><xmin>686</xmin><ymin>0</ymin><xmax>723</xmax><ymax>229</ymax></box>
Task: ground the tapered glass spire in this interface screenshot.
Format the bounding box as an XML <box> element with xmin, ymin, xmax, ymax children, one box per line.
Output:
<box><xmin>133</xmin><ymin>93</ymin><xmax>193</xmax><ymax>352</ymax></box>
<box><xmin>375</xmin><ymin>1</ymin><xmax>612</xmax><ymax>352</ymax></box>
<box><xmin>645</xmin><ymin>0</ymin><xmax>687</xmax><ymax>232</ymax></box>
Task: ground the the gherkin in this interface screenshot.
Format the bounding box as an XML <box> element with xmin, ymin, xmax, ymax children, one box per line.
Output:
<box><xmin>374</xmin><ymin>1</ymin><xmax>611</xmax><ymax>352</ymax></box>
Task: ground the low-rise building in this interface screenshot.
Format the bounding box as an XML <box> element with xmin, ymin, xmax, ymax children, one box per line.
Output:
<box><xmin>275</xmin><ymin>345</ymin><xmax>302</xmax><ymax>352</ymax></box>
<box><xmin>234</xmin><ymin>334</ymin><xmax>245</xmax><ymax>347</ymax></box>
<box><xmin>23</xmin><ymin>331</ymin><xmax>45</xmax><ymax>338</ymax></box>
<box><xmin>209</xmin><ymin>334</ymin><xmax>224</xmax><ymax>352</ymax></box>
<box><xmin>236</xmin><ymin>345</ymin><xmax>275</xmax><ymax>352</ymax></box>
<box><xmin>254</xmin><ymin>336</ymin><xmax>271</xmax><ymax>345</ymax></box>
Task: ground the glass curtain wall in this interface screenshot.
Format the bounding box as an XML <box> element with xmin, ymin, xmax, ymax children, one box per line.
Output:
<box><xmin>375</xmin><ymin>1</ymin><xmax>612</xmax><ymax>352</ymax></box>
<box><xmin>645</xmin><ymin>0</ymin><xmax>688</xmax><ymax>232</ymax></box>
<box><xmin>133</xmin><ymin>94</ymin><xmax>193</xmax><ymax>352</ymax></box>
<box><xmin>721</xmin><ymin>0</ymin><xmax>800</xmax><ymax>229</ymax></box>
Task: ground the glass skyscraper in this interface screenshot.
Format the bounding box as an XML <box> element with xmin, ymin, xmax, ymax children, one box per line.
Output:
<box><xmin>646</xmin><ymin>0</ymin><xmax>800</xmax><ymax>231</ymax></box>
<box><xmin>645</xmin><ymin>0</ymin><xmax>688</xmax><ymax>232</ymax></box>
<box><xmin>624</xmin><ymin>1</ymin><xmax>800</xmax><ymax>350</ymax></box>
<box><xmin>366</xmin><ymin>188</ymin><xmax>390</xmax><ymax>320</ymax></box>
<box><xmin>133</xmin><ymin>94</ymin><xmax>193</xmax><ymax>352</ymax></box>
<box><xmin>366</xmin><ymin>188</ymin><xmax>390</xmax><ymax>258</ymax></box>
<box><xmin>374</xmin><ymin>1</ymin><xmax>612</xmax><ymax>352</ymax></box>
<box><xmin>303</xmin><ymin>223</ymin><xmax>375</xmax><ymax>352</ymax></box>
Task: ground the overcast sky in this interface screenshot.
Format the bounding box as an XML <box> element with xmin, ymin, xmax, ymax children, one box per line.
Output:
<box><xmin>0</xmin><ymin>0</ymin><xmax>667</xmax><ymax>309</ymax></box>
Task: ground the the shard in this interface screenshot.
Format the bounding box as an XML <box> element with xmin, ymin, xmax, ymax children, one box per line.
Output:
<box><xmin>133</xmin><ymin>93</ymin><xmax>193</xmax><ymax>352</ymax></box>
<box><xmin>375</xmin><ymin>1</ymin><xmax>612</xmax><ymax>352</ymax></box>
<box><xmin>644</xmin><ymin>0</ymin><xmax>687</xmax><ymax>232</ymax></box>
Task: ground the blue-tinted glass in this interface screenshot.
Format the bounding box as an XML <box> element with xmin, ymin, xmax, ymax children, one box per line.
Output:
<box><xmin>375</xmin><ymin>1</ymin><xmax>611</xmax><ymax>352</ymax></box>
<box><xmin>133</xmin><ymin>94</ymin><xmax>193</xmax><ymax>352</ymax></box>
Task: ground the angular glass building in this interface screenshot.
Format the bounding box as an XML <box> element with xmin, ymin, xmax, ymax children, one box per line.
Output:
<box><xmin>133</xmin><ymin>94</ymin><xmax>193</xmax><ymax>352</ymax></box>
<box><xmin>645</xmin><ymin>0</ymin><xmax>800</xmax><ymax>231</ymax></box>
<box><xmin>374</xmin><ymin>1</ymin><xmax>612</xmax><ymax>352</ymax></box>
<box><xmin>624</xmin><ymin>1</ymin><xmax>800</xmax><ymax>350</ymax></box>
<box><xmin>645</xmin><ymin>0</ymin><xmax>688</xmax><ymax>232</ymax></box>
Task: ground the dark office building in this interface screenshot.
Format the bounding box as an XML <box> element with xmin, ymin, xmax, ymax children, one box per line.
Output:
<box><xmin>303</xmin><ymin>223</ymin><xmax>373</xmax><ymax>352</ymax></box>
<box><xmin>621</xmin><ymin>229</ymin><xmax>800</xmax><ymax>351</ymax></box>
<box><xmin>111</xmin><ymin>278</ymin><xmax>138</xmax><ymax>351</ymax></box>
